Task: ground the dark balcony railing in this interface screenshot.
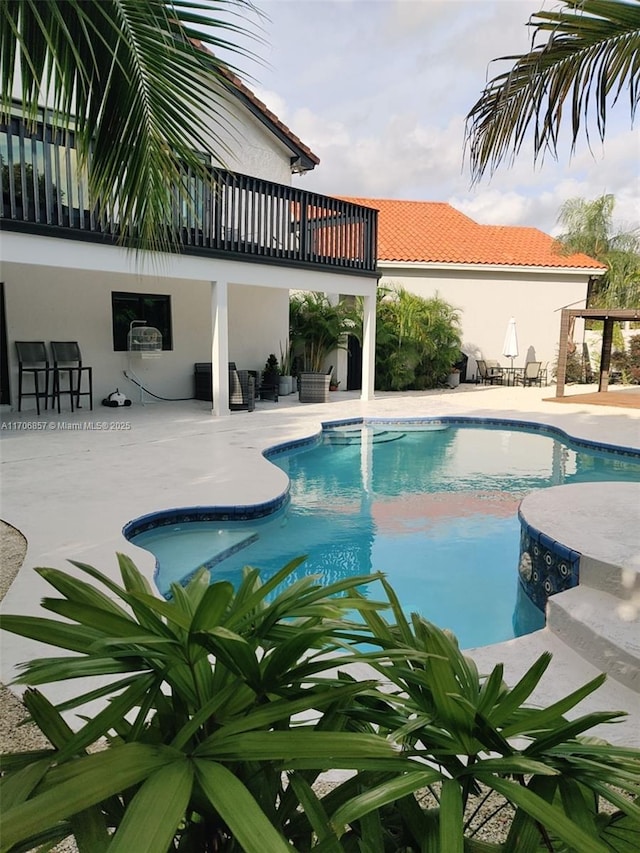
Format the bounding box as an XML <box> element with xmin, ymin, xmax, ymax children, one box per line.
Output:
<box><xmin>1</xmin><ymin>115</ymin><xmax>377</xmax><ymax>275</ymax></box>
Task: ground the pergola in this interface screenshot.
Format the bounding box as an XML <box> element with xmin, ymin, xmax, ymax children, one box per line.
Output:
<box><xmin>555</xmin><ymin>308</ymin><xmax>640</xmax><ymax>397</ymax></box>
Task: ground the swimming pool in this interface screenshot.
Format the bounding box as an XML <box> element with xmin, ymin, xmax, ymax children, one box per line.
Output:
<box><xmin>128</xmin><ymin>420</ymin><xmax>640</xmax><ymax>648</ymax></box>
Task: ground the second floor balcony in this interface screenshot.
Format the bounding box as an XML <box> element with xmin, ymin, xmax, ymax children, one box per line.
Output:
<box><xmin>1</xmin><ymin>115</ymin><xmax>378</xmax><ymax>276</ymax></box>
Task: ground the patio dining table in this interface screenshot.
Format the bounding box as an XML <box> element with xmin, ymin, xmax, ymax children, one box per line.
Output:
<box><xmin>501</xmin><ymin>367</ymin><xmax>525</xmax><ymax>386</ymax></box>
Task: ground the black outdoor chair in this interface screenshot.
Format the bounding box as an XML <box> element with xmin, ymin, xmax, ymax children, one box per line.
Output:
<box><xmin>50</xmin><ymin>341</ymin><xmax>93</xmax><ymax>411</ymax></box>
<box><xmin>15</xmin><ymin>341</ymin><xmax>52</xmax><ymax>415</ymax></box>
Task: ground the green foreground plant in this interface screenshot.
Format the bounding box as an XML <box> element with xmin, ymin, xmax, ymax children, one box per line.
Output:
<box><xmin>1</xmin><ymin>558</ymin><xmax>639</xmax><ymax>852</ymax></box>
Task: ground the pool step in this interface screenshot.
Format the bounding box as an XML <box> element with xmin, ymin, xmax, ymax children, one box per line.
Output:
<box><xmin>579</xmin><ymin>555</ymin><xmax>640</xmax><ymax>601</ymax></box>
<box><xmin>547</xmin><ymin>585</ymin><xmax>640</xmax><ymax>693</ymax></box>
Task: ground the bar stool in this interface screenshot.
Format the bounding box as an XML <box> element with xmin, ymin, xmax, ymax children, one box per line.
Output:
<box><xmin>50</xmin><ymin>342</ymin><xmax>93</xmax><ymax>411</ymax></box>
<box><xmin>15</xmin><ymin>341</ymin><xmax>52</xmax><ymax>415</ymax></box>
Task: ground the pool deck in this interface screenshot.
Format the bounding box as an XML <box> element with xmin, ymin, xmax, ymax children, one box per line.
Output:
<box><xmin>1</xmin><ymin>382</ymin><xmax>639</xmax><ymax>743</ymax></box>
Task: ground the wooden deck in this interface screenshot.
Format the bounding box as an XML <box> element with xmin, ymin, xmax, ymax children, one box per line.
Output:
<box><xmin>544</xmin><ymin>389</ymin><xmax>640</xmax><ymax>409</ymax></box>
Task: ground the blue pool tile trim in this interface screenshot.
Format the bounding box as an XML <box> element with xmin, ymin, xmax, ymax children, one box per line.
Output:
<box><xmin>123</xmin><ymin>487</ymin><xmax>290</xmax><ymax>539</ymax></box>
<box><xmin>264</xmin><ymin>430</ymin><xmax>322</xmax><ymax>458</ymax></box>
<box><xmin>517</xmin><ymin>510</ymin><xmax>581</xmax><ymax>612</ymax></box>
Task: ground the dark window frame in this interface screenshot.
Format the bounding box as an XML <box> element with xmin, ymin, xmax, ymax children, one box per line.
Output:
<box><xmin>111</xmin><ymin>292</ymin><xmax>173</xmax><ymax>352</ymax></box>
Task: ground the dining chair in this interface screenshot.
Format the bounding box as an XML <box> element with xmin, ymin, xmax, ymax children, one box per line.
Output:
<box><xmin>515</xmin><ymin>361</ymin><xmax>543</xmax><ymax>387</ymax></box>
<box><xmin>476</xmin><ymin>359</ymin><xmax>503</xmax><ymax>385</ymax></box>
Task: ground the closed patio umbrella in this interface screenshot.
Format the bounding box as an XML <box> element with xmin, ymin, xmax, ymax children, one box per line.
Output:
<box><xmin>502</xmin><ymin>317</ymin><xmax>519</xmax><ymax>368</ymax></box>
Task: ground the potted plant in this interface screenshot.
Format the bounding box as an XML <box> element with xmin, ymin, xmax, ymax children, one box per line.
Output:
<box><xmin>278</xmin><ymin>340</ymin><xmax>293</xmax><ymax>395</ymax></box>
<box><xmin>261</xmin><ymin>353</ymin><xmax>280</xmax><ymax>400</ymax></box>
<box><xmin>446</xmin><ymin>366</ymin><xmax>461</xmax><ymax>388</ymax></box>
<box><xmin>290</xmin><ymin>292</ymin><xmax>360</xmax><ymax>375</ymax></box>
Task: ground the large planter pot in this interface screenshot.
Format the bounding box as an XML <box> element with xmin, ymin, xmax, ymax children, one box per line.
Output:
<box><xmin>299</xmin><ymin>373</ymin><xmax>331</xmax><ymax>403</ymax></box>
<box><xmin>447</xmin><ymin>371</ymin><xmax>461</xmax><ymax>389</ymax></box>
<box><xmin>278</xmin><ymin>375</ymin><xmax>292</xmax><ymax>396</ymax></box>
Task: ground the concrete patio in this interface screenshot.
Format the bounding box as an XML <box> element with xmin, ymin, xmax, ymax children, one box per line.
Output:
<box><xmin>1</xmin><ymin>381</ymin><xmax>639</xmax><ymax>743</ymax></box>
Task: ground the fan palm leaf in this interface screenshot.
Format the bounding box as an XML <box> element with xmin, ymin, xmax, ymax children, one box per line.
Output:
<box><xmin>0</xmin><ymin>0</ymin><xmax>260</xmax><ymax>252</ymax></box>
<box><xmin>466</xmin><ymin>0</ymin><xmax>640</xmax><ymax>181</ymax></box>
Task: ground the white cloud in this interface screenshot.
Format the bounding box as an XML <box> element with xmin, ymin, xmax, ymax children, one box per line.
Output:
<box><xmin>452</xmin><ymin>191</ymin><xmax>536</xmax><ymax>228</ymax></box>
<box><xmin>254</xmin><ymin>0</ymin><xmax>639</xmax><ymax>234</ymax></box>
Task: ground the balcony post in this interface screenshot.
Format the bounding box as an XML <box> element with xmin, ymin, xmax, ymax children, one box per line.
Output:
<box><xmin>360</xmin><ymin>291</ymin><xmax>376</xmax><ymax>401</ymax></box>
<box><xmin>211</xmin><ymin>280</ymin><xmax>230</xmax><ymax>416</ymax></box>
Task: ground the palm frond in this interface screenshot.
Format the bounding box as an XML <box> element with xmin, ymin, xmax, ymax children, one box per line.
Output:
<box><xmin>0</xmin><ymin>0</ymin><xmax>262</xmax><ymax>252</ymax></box>
<box><xmin>466</xmin><ymin>0</ymin><xmax>640</xmax><ymax>181</ymax></box>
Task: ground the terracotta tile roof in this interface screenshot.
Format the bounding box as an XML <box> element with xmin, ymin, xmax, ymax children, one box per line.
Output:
<box><xmin>337</xmin><ymin>197</ymin><xmax>606</xmax><ymax>270</ymax></box>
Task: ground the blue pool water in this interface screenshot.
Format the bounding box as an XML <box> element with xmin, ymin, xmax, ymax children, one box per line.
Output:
<box><xmin>130</xmin><ymin>422</ymin><xmax>640</xmax><ymax>648</ymax></box>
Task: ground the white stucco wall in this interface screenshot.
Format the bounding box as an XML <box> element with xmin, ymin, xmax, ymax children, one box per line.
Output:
<box><xmin>214</xmin><ymin>98</ymin><xmax>295</xmax><ymax>184</ymax></box>
<box><xmin>380</xmin><ymin>265</ymin><xmax>590</xmax><ymax>380</ymax></box>
<box><xmin>228</xmin><ymin>284</ymin><xmax>290</xmax><ymax>372</ymax></box>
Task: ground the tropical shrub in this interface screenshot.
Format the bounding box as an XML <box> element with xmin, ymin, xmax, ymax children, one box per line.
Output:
<box><xmin>552</xmin><ymin>348</ymin><xmax>584</xmax><ymax>384</ymax></box>
<box><xmin>375</xmin><ymin>287</ymin><xmax>462</xmax><ymax>390</ymax></box>
<box><xmin>1</xmin><ymin>559</ymin><xmax>639</xmax><ymax>852</ymax></box>
<box><xmin>612</xmin><ymin>335</ymin><xmax>640</xmax><ymax>384</ymax></box>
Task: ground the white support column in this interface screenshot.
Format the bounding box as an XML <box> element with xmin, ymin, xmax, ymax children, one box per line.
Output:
<box><xmin>211</xmin><ymin>280</ymin><xmax>230</xmax><ymax>416</ymax></box>
<box><xmin>360</xmin><ymin>292</ymin><xmax>376</xmax><ymax>401</ymax></box>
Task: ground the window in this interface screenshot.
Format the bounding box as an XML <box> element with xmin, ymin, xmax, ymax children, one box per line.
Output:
<box><xmin>112</xmin><ymin>292</ymin><xmax>172</xmax><ymax>351</ymax></box>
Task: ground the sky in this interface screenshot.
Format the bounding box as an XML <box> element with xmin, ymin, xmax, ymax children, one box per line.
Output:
<box><xmin>226</xmin><ymin>0</ymin><xmax>639</xmax><ymax>236</ymax></box>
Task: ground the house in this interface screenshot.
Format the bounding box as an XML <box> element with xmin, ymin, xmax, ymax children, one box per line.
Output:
<box><xmin>338</xmin><ymin>197</ymin><xmax>606</xmax><ymax>381</ymax></box>
<box><xmin>1</xmin><ymin>73</ymin><xmax>379</xmax><ymax>416</ymax></box>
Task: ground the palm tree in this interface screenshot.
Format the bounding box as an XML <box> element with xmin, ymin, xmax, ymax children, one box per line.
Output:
<box><xmin>466</xmin><ymin>0</ymin><xmax>640</xmax><ymax>182</ymax></box>
<box><xmin>556</xmin><ymin>194</ymin><xmax>640</xmax><ymax>307</ymax></box>
<box><xmin>0</xmin><ymin>0</ymin><xmax>260</xmax><ymax>251</ymax></box>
